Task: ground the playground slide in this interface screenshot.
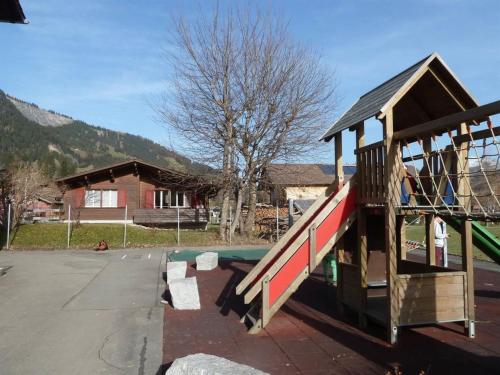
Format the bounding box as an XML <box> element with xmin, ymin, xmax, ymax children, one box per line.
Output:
<box><xmin>443</xmin><ymin>217</ymin><xmax>500</xmax><ymax>265</ymax></box>
<box><xmin>236</xmin><ymin>177</ymin><xmax>357</xmax><ymax>331</ymax></box>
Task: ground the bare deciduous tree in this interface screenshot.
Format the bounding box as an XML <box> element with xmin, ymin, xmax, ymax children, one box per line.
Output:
<box><xmin>158</xmin><ymin>5</ymin><xmax>336</xmax><ymax>239</ymax></box>
<box><xmin>0</xmin><ymin>164</ymin><xmax>48</xmax><ymax>235</ymax></box>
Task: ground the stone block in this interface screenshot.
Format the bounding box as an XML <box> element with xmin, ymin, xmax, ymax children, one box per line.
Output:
<box><xmin>166</xmin><ymin>353</ymin><xmax>269</xmax><ymax>375</ymax></box>
<box><xmin>167</xmin><ymin>261</ymin><xmax>187</xmax><ymax>284</ymax></box>
<box><xmin>195</xmin><ymin>252</ymin><xmax>218</xmax><ymax>271</ymax></box>
<box><xmin>169</xmin><ymin>277</ymin><xmax>200</xmax><ymax>310</ymax></box>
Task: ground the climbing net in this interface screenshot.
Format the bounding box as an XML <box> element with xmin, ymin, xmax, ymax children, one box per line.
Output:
<box><xmin>400</xmin><ymin>120</ymin><xmax>500</xmax><ymax>221</ymax></box>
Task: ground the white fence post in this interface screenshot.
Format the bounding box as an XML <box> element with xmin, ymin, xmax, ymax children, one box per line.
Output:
<box><xmin>177</xmin><ymin>207</ymin><xmax>180</xmax><ymax>246</ymax></box>
<box><xmin>67</xmin><ymin>204</ymin><xmax>71</xmax><ymax>248</ymax></box>
<box><xmin>6</xmin><ymin>203</ymin><xmax>11</xmax><ymax>250</ymax></box>
<box><xmin>123</xmin><ymin>204</ymin><xmax>128</xmax><ymax>248</ymax></box>
<box><xmin>276</xmin><ymin>204</ymin><xmax>279</xmax><ymax>242</ymax></box>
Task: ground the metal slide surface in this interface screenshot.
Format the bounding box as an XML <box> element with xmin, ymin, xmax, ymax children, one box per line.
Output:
<box><xmin>236</xmin><ymin>178</ymin><xmax>357</xmax><ymax>330</ymax></box>
<box><xmin>443</xmin><ymin>217</ymin><xmax>500</xmax><ymax>265</ymax></box>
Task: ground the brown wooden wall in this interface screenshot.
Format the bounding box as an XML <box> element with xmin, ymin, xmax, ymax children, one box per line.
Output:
<box><xmin>62</xmin><ymin>172</ymin><xmax>207</xmax><ymax>221</ymax></box>
<box><xmin>397</xmin><ymin>272</ymin><xmax>467</xmax><ymax>325</ymax></box>
<box><xmin>63</xmin><ymin>174</ymin><xmax>140</xmax><ymax>220</ymax></box>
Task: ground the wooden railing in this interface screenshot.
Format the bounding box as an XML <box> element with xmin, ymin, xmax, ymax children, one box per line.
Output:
<box><xmin>133</xmin><ymin>208</ymin><xmax>209</xmax><ymax>224</ymax></box>
<box><xmin>356</xmin><ymin>141</ymin><xmax>385</xmax><ymax>204</ymax></box>
<box><xmin>236</xmin><ymin>177</ymin><xmax>357</xmax><ymax>332</ymax></box>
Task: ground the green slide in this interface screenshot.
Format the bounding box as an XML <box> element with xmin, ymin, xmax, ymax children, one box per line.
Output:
<box><xmin>444</xmin><ymin>217</ymin><xmax>500</xmax><ymax>265</ymax></box>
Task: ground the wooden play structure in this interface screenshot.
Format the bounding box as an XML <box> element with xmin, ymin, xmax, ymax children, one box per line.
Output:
<box><xmin>236</xmin><ymin>53</ymin><xmax>500</xmax><ymax>344</ymax></box>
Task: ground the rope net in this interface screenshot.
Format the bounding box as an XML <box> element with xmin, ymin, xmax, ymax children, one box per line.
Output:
<box><xmin>400</xmin><ymin>121</ymin><xmax>500</xmax><ymax>221</ymax></box>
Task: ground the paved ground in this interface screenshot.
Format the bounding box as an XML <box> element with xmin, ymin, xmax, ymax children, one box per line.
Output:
<box><xmin>0</xmin><ymin>248</ymin><xmax>166</xmax><ymax>375</ymax></box>
<box><xmin>163</xmin><ymin>258</ymin><xmax>500</xmax><ymax>374</ymax></box>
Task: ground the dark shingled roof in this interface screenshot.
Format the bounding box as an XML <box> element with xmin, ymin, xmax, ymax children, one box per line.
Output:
<box><xmin>321</xmin><ymin>54</ymin><xmax>431</xmax><ymax>141</ymax></box>
<box><xmin>0</xmin><ymin>0</ymin><xmax>27</xmax><ymax>24</ymax></box>
<box><xmin>265</xmin><ymin>164</ymin><xmax>355</xmax><ymax>186</ymax></box>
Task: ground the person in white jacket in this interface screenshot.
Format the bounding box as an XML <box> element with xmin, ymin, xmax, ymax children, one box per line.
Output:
<box><xmin>434</xmin><ymin>216</ymin><xmax>449</xmax><ymax>266</ymax></box>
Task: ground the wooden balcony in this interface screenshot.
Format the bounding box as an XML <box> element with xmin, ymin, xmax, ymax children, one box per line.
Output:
<box><xmin>133</xmin><ymin>208</ymin><xmax>209</xmax><ymax>225</ymax></box>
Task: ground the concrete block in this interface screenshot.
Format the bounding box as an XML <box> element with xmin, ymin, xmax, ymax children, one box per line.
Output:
<box><xmin>169</xmin><ymin>277</ymin><xmax>200</xmax><ymax>310</ymax></box>
<box><xmin>167</xmin><ymin>261</ymin><xmax>187</xmax><ymax>284</ymax></box>
<box><xmin>195</xmin><ymin>252</ymin><xmax>218</xmax><ymax>271</ymax></box>
<box><xmin>166</xmin><ymin>353</ymin><xmax>269</xmax><ymax>375</ymax></box>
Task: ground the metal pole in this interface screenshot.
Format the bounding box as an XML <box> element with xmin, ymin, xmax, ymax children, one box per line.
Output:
<box><xmin>67</xmin><ymin>204</ymin><xmax>71</xmax><ymax>248</ymax></box>
<box><xmin>177</xmin><ymin>207</ymin><xmax>180</xmax><ymax>246</ymax></box>
<box><xmin>276</xmin><ymin>204</ymin><xmax>279</xmax><ymax>242</ymax></box>
<box><xmin>123</xmin><ymin>204</ymin><xmax>128</xmax><ymax>248</ymax></box>
<box><xmin>229</xmin><ymin>206</ymin><xmax>232</xmax><ymax>246</ymax></box>
<box><xmin>6</xmin><ymin>203</ymin><xmax>11</xmax><ymax>250</ymax></box>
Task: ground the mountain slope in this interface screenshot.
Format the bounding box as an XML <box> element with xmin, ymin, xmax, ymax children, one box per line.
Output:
<box><xmin>0</xmin><ymin>90</ymin><xmax>212</xmax><ymax>177</ymax></box>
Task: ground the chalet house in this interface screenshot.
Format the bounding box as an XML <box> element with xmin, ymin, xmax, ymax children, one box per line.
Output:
<box><xmin>27</xmin><ymin>185</ymin><xmax>64</xmax><ymax>222</ymax></box>
<box><xmin>56</xmin><ymin>159</ymin><xmax>216</xmax><ymax>227</ymax></box>
<box><xmin>262</xmin><ymin>164</ymin><xmax>355</xmax><ymax>206</ymax></box>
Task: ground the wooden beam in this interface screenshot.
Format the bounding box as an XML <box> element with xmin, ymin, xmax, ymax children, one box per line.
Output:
<box><xmin>393</xmin><ymin>100</ymin><xmax>500</xmax><ymax>141</ymax></box>
<box><xmin>428</xmin><ymin>67</ymin><xmax>467</xmax><ymax>112</ymax></box>
<box><xmin>334</xmin><ymin>133</ymin><xmax>344</xmax><ymax>189</ymax></box>
<box><xmin>461</xmin><ymin>219</ymin><xmax>475</xmax><ymax>338</ymax></box>
<box><xmin>309</xmin><ymin>224</ymin><xmax>317</xmax><ymax>273</ymax></box>
<box><xmin>384</xmin><ymin>108</ymin><xmax>401</xmax><ymax>344</ymax></box>
<box><xmin>453</xmin><ymin>126</ymin><xmax>500</xmax><ymax>145</ymax></box>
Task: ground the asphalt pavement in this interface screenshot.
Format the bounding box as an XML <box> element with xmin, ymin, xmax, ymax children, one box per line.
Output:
<box><xmin>0</xmin><ymin>248</ymin><xmax>167</xmax><ymax>375</ymax></box>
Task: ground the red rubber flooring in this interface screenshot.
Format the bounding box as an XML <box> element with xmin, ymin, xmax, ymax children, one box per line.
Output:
<box><xmin>161</xmin><ymin>260</ymin><xmax>500</xmax><ymax>374</ymax></box>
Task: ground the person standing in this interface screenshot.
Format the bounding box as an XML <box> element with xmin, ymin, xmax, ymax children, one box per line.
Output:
<box><xmin>434</xmin><ymin>216</ymin><xmax>449</xmax><ymax>266</ymax></box>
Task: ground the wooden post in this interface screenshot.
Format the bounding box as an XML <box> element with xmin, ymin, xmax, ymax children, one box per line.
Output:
<box><xmin>334</xmin><ymin>131</ymin><xmax>345</xmax><ymax>314</ymax></box>
<box><xmin>423</xmin><ymin>137</ymin><xmax>436</xmax><ymax>266</ymax></box>
<box><xmin>457</xmin><ymin>123</ymin><xmax>474</xmax><ymax>336</ymax></box>
<box><xmin>462</xmin><ymin>219</ymin><xmax>475</xmax><ymax>337</ymax></box>
<box><xmin>309</xmin><ymin>224</ymin><xmax>317</xmax><ymax>273</ymax></box>
<box><xmin>262</xmin><ymin>275</ymin><xmax>270</xmax><ymax>327</ymax></box>
<box><xmin>334</xmin><ymin>133</ymin><xmax>344</xmax><ymax>190</ymax></box>
<box><xmin>400</xmin><ymin>217</ymin><xmax>407</xmax><ymax>260</ymax></box>
<box><xmin>356</xmin><ymin>123</ymin><xmax>368</xmax><ymax>327</ymax></box>
<box><xmin>384</xmin><ymin>109</ymin><xmax>400</xmax><ymax>344</ymax></box>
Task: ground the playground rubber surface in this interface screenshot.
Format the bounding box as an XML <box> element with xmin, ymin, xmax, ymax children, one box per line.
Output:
<box><xmin>161</xmin><ymin>259</ymin><xmax>500</xmax><ymax>374</ymax></box>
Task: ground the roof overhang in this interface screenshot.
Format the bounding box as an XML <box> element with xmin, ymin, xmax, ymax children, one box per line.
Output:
<box><xmin>321</xmin><ymin>52</ymin><xmax>480</xmax><ymax>142</ymax></box>
<box><xmin>0</xmin><ymin>0</ymin><xmax>27</xmax><ymax>24</ymax></box>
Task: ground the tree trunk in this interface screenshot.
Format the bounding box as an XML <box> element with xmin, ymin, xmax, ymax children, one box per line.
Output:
<box><xmin>242</xmin><ymin>178</ymin><xmax>257</xmax><ymax>236</ymax></box>
<box><xmin>230</xmin><ymin>186</ymin><xmax>243</xmax><ymax>234</ymax></box>
<box><xmin>219</xmin><ymin>142</ymin><xmax>233</xmax><ymax>241</ymax></box>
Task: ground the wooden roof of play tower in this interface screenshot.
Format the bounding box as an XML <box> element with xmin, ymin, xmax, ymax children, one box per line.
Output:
<box><xmin>321</xmin><ymin>52</ymin><xmax>480</xmax><ymax>141</ymax></box>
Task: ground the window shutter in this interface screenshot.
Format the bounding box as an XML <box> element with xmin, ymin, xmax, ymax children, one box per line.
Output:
<box><xmin>117</xmin><ymin>190</ymin><xmax>127</xmax><ymax>208</ymax></box>
<box><xmin>73</xmin><ymin>188</ymin><xmax>85</xmax><ymax>208</ymax></box>
<box><xmin>145</xmin><ymin>190</ymin><xmax>154</xmax><ymax>209</ymax></box>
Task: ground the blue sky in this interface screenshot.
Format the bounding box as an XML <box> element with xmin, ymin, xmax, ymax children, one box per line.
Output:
<box><xmin>1</xmin><ymin>0</ymin><xmax>499</xmax><ymax>164</ymax></box>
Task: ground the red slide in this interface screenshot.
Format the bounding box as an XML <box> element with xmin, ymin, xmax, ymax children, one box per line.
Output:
<box><xmin>236</xmin><ymin>177</ymin><xmax>357</xmax><ymax>331</ymax></box>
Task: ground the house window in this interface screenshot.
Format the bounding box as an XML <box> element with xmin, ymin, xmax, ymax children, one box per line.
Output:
<box><xmin>85</xmin><ymin>190</ymin><xmax>117</xmax><ymax>208</ymax></box>
<box><xmin>154</xmin><ymin>190</ymin><xmax>170</xmax><ymax>209</ymax></box>
<box><xmin>102</xmin><ymin>190</ymin><xmax>118</xmax><ymax>207</ymax></box>
<box><xmin>170</xmin><ymin>191</ymin><xmax>185</xmax><ymax>207</ymax></box>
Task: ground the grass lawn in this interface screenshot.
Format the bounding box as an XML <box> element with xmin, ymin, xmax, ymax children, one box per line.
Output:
<box><xmin>7</xmin><ymin>223</ymin><xmax>267</xmax><ymax>250</ymax></box>
<box><xmin>406</xmin><ymin>222</ymin><xmax>500</xmax><ymax>262</ymax></box>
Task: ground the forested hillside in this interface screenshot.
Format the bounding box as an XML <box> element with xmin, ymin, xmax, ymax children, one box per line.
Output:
<box><xmin>0</xmin><ymin>90</ymin><xmax>212</xmax><ymax>177</ymax></box>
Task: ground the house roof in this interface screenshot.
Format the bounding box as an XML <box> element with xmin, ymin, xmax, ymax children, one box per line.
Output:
<box><xmin>56</xmin><ymin>159</ymin><xmax>189</xmax><ymax>183</ymax></box>
<box><xmin>265</xmin><ymin>164</ymin><xmax>356</xmax><ymax>187</ymax></box>
<box><xmin>36</xmin><ymin>185</ymin><xmax>63</xmax><ymax>204</ymax></box>
<box><xmin>321</xmin><ymin>52</ymin><xmax>479</xmax><ymax>141</ymax></box>
<box><xmin>0</xmin><ymin>0</ymin><xmax>27</xmax><ymax>24</ymax></box>
<box><xmin>56</xmin><ymin>159</ymin><xmax>216</xmax><ymax>193</ymax></box>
